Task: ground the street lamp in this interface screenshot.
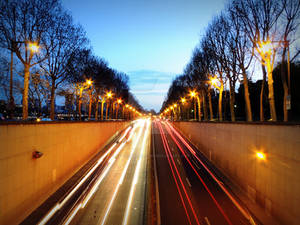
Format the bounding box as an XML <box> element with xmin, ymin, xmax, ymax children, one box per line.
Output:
<box><xmin>105</xmin><ymin>91</ymin><xmax>113</xmax><ymax>120</ymax></box>
<box><xmin>189</xmin><ymin>90</ymin><xmax>200</xmax><ymax>121</ymax></box>
<box><xmin>116</xmin><ymin>98</ymin><xmax>122</xmax><ymax>119</ymax></box>
<box><xmin>256</xmin><ymin>39</ymin><xmax>277</xmax><ymax>121</ymax></box>
<box><xmin>29</xmin><ymin>42</ymin><xmax>39</xmax><ymax>52</ymax></box>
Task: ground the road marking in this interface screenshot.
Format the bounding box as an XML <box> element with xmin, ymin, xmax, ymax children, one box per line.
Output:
<box><xmin>152</xmin><ymin>125</ymin><xmax>161</xmax><ymax>225</ymax></box>
<box><xmin>177</xmin><ymin>159</ymin><xmax>181</xmax><ymax>165</ymax></box>
<box><xmin>204</xmin><ymin>217</ymin><xmax>211</xmax><ymax>225</ymax></box>
<box><xmin>186</xmin><ymin>177</ymin><xmax>192</xmax><ymax>187</ymax></box>
<box><xmin>122</xmin><ymin>119</ymin><xmax>150</xmax><ymax>225</ymax></box>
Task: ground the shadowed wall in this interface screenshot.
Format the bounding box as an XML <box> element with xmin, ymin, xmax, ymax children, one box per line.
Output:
<box><xmin>173</xmin><ymin>122</ymin><xmax>300</xmax><ymax>225</ymax></box>
<box><xmin>0</xmin><ymin>121</ymin><xmax>128</xmax><ymax>225</ymax></box>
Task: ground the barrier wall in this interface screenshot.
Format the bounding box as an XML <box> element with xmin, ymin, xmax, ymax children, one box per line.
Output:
<box><xmin>173</xmin><ymin>122</ymin><xmax>300</xmax><ymax>225</ymax></box>
<box><xmin>0</xmin><ymin>121</ymin><xmax>128</xmax><ymax>225</ymax></box>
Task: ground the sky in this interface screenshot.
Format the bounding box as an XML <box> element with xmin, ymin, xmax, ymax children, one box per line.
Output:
<box><xmin>62</xmin><ymin>0</ymin><xmax>227</xmax><ymax>111</ymax></box>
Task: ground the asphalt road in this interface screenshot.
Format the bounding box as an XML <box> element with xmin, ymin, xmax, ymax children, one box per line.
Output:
<box><xmin>70</xmin><ymin>118</ymin><xmax>151</xmax><ymax>225</ymax></box>
<box><xmin>152</xmin><ymin>119</ymin><xmax>256</xmax><ymax>225</ymax></box>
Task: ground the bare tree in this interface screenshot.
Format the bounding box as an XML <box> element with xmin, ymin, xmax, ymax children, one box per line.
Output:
<box><xmin>277</xmin><ymin>0</ymin><xmax>300</xmax><ymax>121</ymax></box>
<box><xmin>0</xmin><ymin>0</ymin><xmax>60</xmax><ymax>119</ymax></box>
<box><xmin>232</xmin><ymin>0</ymin><xmax>284</xmax><ymax>121</ymax></box>
<box><xmin>40</xmin><ymin>8</ymin><xmax>88</xmax><ymax>120</ymax></box>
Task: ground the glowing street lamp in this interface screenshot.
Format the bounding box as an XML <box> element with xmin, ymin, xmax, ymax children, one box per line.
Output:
<box><xmin>116</xmin><ymin>98</ymin><xmax>122</xmax><ymax>119</ymax></box>
<box><xmin>29</xmin><ymin>42</ymin><xmax>39</xmax><ymax>52</ymax></box>
<box><xmin>106</xmin><ymin>91</ymin><xmax>113</xmax><ymax>99</ymax></box>
<box><xmin>256</xmin><ymin>39</ymin><xmax>277</xmax><ymax>121</ymax></box>
<box><xmin>256</xmin><ymin>152</ymin><xmax>266</xmax><ymax>160</ymax></box>
<box><xmin>86</xmin><ymin>79</ymin><xmax>93</xmax><ymax>86</ymax></box>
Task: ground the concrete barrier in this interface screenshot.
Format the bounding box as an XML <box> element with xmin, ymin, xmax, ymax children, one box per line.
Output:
<box><xmin>0</xmin><ymin>121</ymin><xmax>128</xmax><ymax>225</ymax></box>
<box><xmin>173</xmin><ymin>121</ymin><xmax>300</xmax><ymax>225</ymax></box>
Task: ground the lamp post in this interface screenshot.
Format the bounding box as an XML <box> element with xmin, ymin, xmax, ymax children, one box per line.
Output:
<box><xmin>189</xmin><ymin>90</ymin><xmax>201</xmax><ymax>121</ymax></box>
<box><xmin>105</xmin><ymin>91</ymin><xmax>113</xmax><ymax>120</ymax></box>
<box><xmin>116</xmin><ymin>98</ymin><xmax>122</xmax><ymax>119</ymax></box>
<box><xmin>209</xmin><ymin>76</ymin><xmax>223</xmax><ymax>121</ymax></box>
<box><xmin>256</xmin><ymin>40</ymin><xmax>277</xmax><ymax>121</ymax></box>
<box><xmin>86</xmin><ymin>79</ymin><xmax>93</xmax><ymax>120</ymax></box>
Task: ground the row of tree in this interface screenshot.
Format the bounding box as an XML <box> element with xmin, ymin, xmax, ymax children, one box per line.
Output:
<box><xmin>0</xmin><ymin>0</ymin><xmax>143</xmax><ymax>120</ymax></box>
<box><xmin>161</xmin><ymin>0</ymin><xmax>300</xmax><ymax>122</ymax></box>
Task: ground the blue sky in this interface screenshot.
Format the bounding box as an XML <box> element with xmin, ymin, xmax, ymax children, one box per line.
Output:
<box><xmin>62</xmin><ymin>0</ymin><xmax>227</xmax><ymax>111</ymax></box>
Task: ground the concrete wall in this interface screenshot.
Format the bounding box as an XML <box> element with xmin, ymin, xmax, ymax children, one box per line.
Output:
<box><xmin>0</xmin><ymin>121</ymin><xmax>128</xmax><ymax>225</ymax></box>
<box><xmin>173</xmin><ymin>122</ymin><xmax>300</xmax><ymax>225</ymax></box>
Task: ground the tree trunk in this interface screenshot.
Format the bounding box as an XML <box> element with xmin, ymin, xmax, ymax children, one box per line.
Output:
<box><xmin>116</xmin><ymin>105</ymin><xmax>119</xmax><ymax>119</ymax></box>
<box><xmin>229</xmin><ymin>83</ymin><xmax>236</xmax><ymax>122</ymax></box>
<box><xmin>101</xmin><ymin>101</ymin><xmax>104</xmax><ymax>120</ymax></box>
<box><xmin>242</xmin><ymin>68</ymin><xmax>252</xmax><ymax>121</ymax></box>
<box><xmin>106</xmin><ymin>102</ymin><xmax>109</xmax><ymax>120</ymax></box>
<box><xmin>208</xmin><ymin>90</ymin><xmax>213</xmax><ymax>121</ymax></box>
<box><xmin>50</xmin><ymin>79</ymin><xmax>56</xmax><ymax>120</ymax></box>
<box><xmin>202</xmin><ymin>90</ymin><xmax>208</xmax><ymax>121</ymax></box>
<box><xmin>197</xmin><ymin>96</ymin><xmax>201</xmax><ymax>121</ymax></box>
<box><xmin>8</xmin><ymin>49</ymin><xmax>15</xmax><ymax>119</ymax></box>
<box><xmin>95</xmin><ymin>98</ymin><xmax>99</xmax><ymax>121</ymax></box>
<box><xmin>88</xmin><ymin>92</ymin><xmax>92</xmax><ymax>120</ymax></box>
<box><xmin>260</xmin><ymin>65</ymin><xmax>266</xmax><ymax>121</ymax></box>
<box><xmin>266</xmin><ymin>59</ymin><xmax>277</xmax><ymax>121</ymax></box>
<box><xmin>78</xmin><ymin>98</ymin><xmax>82</xmax><ymax>121</ymax></box>
<box><xmin>281</xmin><ymin>48</ymin><xmax>289</xmax><ymax>122</ymax></box>
<box><xmin>194</xmin><ymin>100</ymin><xmax>196</xmax><ymax>120</ymax></box>
<box><xmin>22</xmin><ymin>63</ymin><xmax>30</xmax><ymax>120</ymax></box>
<box><xmin>218</xmin><ymin>86</ymin><xmax>223</xmax><ymax>121</ymax></box>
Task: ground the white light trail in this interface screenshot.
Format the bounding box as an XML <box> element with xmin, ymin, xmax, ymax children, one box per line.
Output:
<box><xmin>122</xmin><ymin>119</ymin><xmax>150</xmax><ymax>225</ymax></box>
<box><xmin>100</xmin><ymin>120</ymin><xmax>146</xmax><ymax>225</ymax></box>
<box><xmin>38</xmin><ymin>125</ymin><xmax>132</xmax><ymax>225</ymax></box>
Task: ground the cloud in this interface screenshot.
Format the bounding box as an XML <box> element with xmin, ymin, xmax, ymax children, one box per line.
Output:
<box><xmin>128</xmin><ymin>70</ymin><xmax>177</xmax><ymax>111</ymax></box>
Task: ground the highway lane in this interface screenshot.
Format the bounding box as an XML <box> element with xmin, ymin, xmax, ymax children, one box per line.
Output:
<box><xmin>153</xmin><ymin>119</ymin><xmax>257</xmax><ymax>225</ymax></box>
<box><xmin>73</xmin><ymin>118</ymin><xmax>151</xmax><ymax>225</ymax></box>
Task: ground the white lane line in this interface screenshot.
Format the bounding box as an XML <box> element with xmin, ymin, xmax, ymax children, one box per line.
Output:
<box><xmin>99</xmin><ymin>121</ymin><xmax>145</xmax><ymax>225</ymax></box>
<box><xmin>152</xmin><ymin>124</ymin><xmax>161</xmax><ymax>225</ymax></box>
<box><xmin>204</xmin><ymin>216</ymin><xmax>211</xmax><ymax>225</ymax></box>
<box><xmin>186</xmin><ymin>177</ymin><xmax>192</xmax><ymax>188</ymax></box>
<box><xmin>122</xmin><ymin>119</ymin><xmax>150</xmax><ymax>225</ymax></box>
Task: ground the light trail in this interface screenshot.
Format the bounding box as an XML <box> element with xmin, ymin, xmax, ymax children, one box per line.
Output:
<box><xmin>165</xmin><ymin>121</ymin><xmax>255</xmax><ymax>225</ymax></box>
<box><xmin>37</xmin><ymin>125</ymin><xmax>133</xmax><ymax>225</ymax></box>
<box><xmin>100</xmin><ymin>120</ymin><xmax>146</xmax><ymax>225</ymax></box>
<box><xmin>163</xmin><ymin>122</ymin><xmax>232</xmax><ymax>225</ymax></box>
<box><xmin>157</xmin><ymin>122</ymin><xmax>193</xmax><ymax>225</ymax></box>
<box><xmin>158</xmin><ymin>122</ymin><xmax>200</xmax><ymax>225</ymax></box>
<box><xmin>122</xmin><ymin>119</ymin><xmax>150</xmax><ymax>225</ymax></box>
<box><xmin>63</xmin><ymin>203</ymin><xmax>82</xmax><ymax>225</ymax></box>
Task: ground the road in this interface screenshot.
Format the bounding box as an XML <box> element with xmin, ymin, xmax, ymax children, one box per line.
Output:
<box><xmin>152</xmin><ymin>119</ymin><xmax>257</xmax><ymax>225</ymax></box>
<box><xmin>73</xmin><ymin>118</ymin><xmax>151</xmax><ymax>225</ymax></box>
<box><xmin>29</xmin><ymin>118</ymin><xmax>151</xmax><ymax>225</ymax></box>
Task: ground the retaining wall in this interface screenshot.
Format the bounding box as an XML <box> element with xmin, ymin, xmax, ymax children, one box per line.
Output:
<box><xmin>173</xmin><ymin>121</ymin><xmax>300</xmax><ymax>225</ymax></box>
<box><xmin>0</xmin><ymin>121</ymin><xmax>128</xmax><ymax>224</ymax></box>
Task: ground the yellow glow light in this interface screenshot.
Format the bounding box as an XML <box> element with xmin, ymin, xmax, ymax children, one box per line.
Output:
<box><xmin>106</xmin><ymin>91</ymin><xmax>113</xmax><ymax>98</ymax></box>
<box><xmin>210</xmin><ymin>77</ymin><xmax>218</xmax><ymax>86</ymax></box>
<box><xmin>173</xmin><ymin>104</ymin><xmax>177</xmax><ymax>108</ymax></box>
<box><xmin>189</xmin><ymin>91</ymin><xmax>196</xmax><ymax>97</ymax></box>
<box><xmin>181</xmin><ymin>98</ymin><xmax>186</xmax><ymax>103</ymax></box>
<box><xmin>29</xmin><ymin>42</ymin><xmax>39</xmax><ymax>52</ymax></box>
<box><xmin>125</xmin><ymin>104</ymin><xmax>129</xmax><ymax>108</ymax></box>
<box><xmin>117</xmin><ymin>99</ymin><xmax>122</xmax><ymax>104</ymax></box>
<box><xmin>259</xmin><ymin>40</ymin><xmax>273</xmax><ymax>55</ymax></box>
<box><xmin>86</xmin><ymin>79</ymin><xmax>93</xmax><ymax>86</ymax></box>
<box><xmin>36</xmin><ymin>118</ymin><xmax>41</xmax><ymax>122</ymax></box>
<box><xmin>256</xmin><ymin>152</ymin><xmax>266</xmax><ymax>160</ymax></box>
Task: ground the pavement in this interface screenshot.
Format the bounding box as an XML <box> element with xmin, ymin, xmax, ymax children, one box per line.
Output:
<box><xmin>73</xmin><ymin>118</ymin><xmax>151</xmax><ymax>225</ymax></box>
<box><xmin>152</xmin><ymin>119</ymin><xmax>257</xmax><ymax>225</ymax></box>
